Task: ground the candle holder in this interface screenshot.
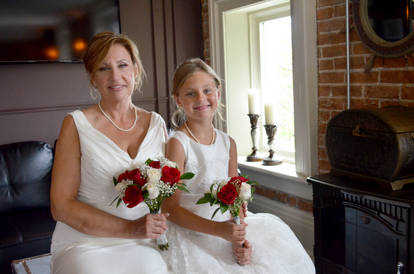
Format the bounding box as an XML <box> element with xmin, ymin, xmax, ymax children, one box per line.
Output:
<box><xmin>263</xmin><ymin>124</ymin><xmax>282</xmax><ymax>166</ymax></box>
<box><xmin>246</xmin><ymin>114</ymin><xmax>262</xmax><ymax>162</ymax></box>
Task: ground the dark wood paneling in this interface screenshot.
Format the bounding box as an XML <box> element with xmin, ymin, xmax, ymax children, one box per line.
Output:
<box><xmin>0</xmin><ymin>0</ymin><xmax>203</xmax><ymax>145</ymax></box>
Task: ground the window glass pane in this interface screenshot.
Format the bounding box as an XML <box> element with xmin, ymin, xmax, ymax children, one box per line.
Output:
<box><xmin>260</xmin><ymin>16</ymin><xmax>294</xmax><ymax>153</ymax></box>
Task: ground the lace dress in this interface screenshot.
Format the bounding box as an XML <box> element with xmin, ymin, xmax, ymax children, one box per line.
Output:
<box><xmin>50</xmin><ymin>110</ymin><xmax>169</xmax><ymax>274</ymax></box>
<box><xmin>163</xmin><ymin>130</ymin><xmax>315</xmax><ymax>274</ymax></box>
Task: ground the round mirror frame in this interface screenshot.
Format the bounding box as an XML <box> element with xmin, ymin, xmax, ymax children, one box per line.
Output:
<box><xmin>353</xmin><ymin>0</ymin><xmax>414</xmax><ymax>57</ymax></box>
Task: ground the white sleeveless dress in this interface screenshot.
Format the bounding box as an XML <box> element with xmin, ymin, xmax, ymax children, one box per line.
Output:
<box><xmin>50</xmin><ymin>110</ymin><xmax>169</xmax><ymax>274</ymax></box>
<box><xmin>163</xmin><ymin>130</ymin><xmax>315</xmax><ymax>274</ymax></box>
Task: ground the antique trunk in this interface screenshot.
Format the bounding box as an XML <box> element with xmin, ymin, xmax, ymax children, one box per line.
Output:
<box><xmin>325</xmin><ymin>106</ymin><xmax>414</xmax><ymax>190</ymax></box>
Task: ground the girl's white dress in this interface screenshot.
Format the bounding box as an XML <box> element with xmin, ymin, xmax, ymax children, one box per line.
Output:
<box><xmin>163</xmin><ymin>130</ymin><xmax>315</xmax><ymax>274</ymax></box>
<box><xmin>50</xmin><ymin>110</ymin><xmax>169</xmax><ymax>274</ymax></box>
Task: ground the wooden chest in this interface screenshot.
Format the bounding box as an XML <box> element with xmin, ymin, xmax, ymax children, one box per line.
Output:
<box><xmin>325</xmin><ymin>106</ymin><xmax>414</xmax><ymax>190</ymax></box>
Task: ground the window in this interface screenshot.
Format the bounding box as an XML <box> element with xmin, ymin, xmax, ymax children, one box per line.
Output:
<box><xmin>209</xmin><ymin>0</ymin><xmax>318</xmax><ymax>177</ymax></box>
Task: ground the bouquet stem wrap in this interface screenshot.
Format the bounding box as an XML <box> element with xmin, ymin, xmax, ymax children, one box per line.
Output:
<box><xmin>150</xmin><ymin>208</ymin><xmax>168</xmax><ymax>251</ymax></box>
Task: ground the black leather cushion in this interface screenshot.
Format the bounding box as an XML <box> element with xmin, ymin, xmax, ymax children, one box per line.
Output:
<box><xmin>0</xmin><ymin>141</ymin><xmax>53</xmax><ymax>212</ymax></box>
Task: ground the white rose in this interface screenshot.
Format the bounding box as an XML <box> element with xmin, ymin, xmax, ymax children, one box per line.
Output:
<box><xmin>163</xmin><ymin>159</ymin><xmax>177</xmax><ymax>168</ymax></box>
<box><xmin>239</xmin><ymin>183</ymin><xmax>251</xmax><ymax>201</ymax></box>
<box><xmin>115</xmin><ymin>180</ymin><xmax>129</xmax><ymax>196</ymax></box>
<box><xmin>145</xmin><ymin>183</ymin><xmax>160</xmax><ymax>199</ymax></box>
<box><xmin>147</xmin><ymin>168</ymin><xmax>162</xmax><ymax>184</ymax></box>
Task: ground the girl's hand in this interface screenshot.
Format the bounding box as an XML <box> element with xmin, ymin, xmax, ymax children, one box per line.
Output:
<box><xmin>242</xmin><ymin>202</ymin><xmax>248</xmax><ymax>217</ymax></box>
<box><xmin>233</xmin><ymin>239</ymin><xmax>252</xmax><ymax>265</ymax></box>
<box><xmin>132</xmin><ymin>212</ymin><xmax>169</xmax><ymax>239</ymax></box>
<box><xmin>219</xmin><ymin>220</ymin><xmax>247</xmax><ymax>246</ymax></box>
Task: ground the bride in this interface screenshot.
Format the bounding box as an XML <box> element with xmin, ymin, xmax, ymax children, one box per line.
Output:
<box><xmin>162</xmin><ymin>58</ymin><xmax>315</xmax><ymax>273</ymax></box>
<box><xmin>50</xmin><ymin>32</ymin><xmax>169</xmax><ymax>274</ymax></box>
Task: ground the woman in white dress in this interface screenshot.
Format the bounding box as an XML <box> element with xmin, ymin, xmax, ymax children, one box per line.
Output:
<box><xmin>50</xmin><ymin>32</ymin><xmax>169</xmax><ymax>274</ymax></box>
<box><xmin>163</xmin><ymin>58</ymin><xmax>315</xmax><ymax>273</ymax></box>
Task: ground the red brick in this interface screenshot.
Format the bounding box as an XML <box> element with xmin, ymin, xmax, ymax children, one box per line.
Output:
<box><xmin>374</xmin><ymin>57</ymin><xmax>407</xmax><ymax>68</ymax></box>
<box><xmin>297</xmin><ymin>198</ymin><xmax>313</xmax><ymax>212</ymax></box>
<box><xmin>402</xmin><ymin>86</ymin><xmax>414</xmax><ymax>100</ymax></box>
<box><xmin>365</xmin><ymin>85</ymin><xmax>400</xmax><ymax>99</ymax></box>
<box><xmin>318</xmin><ymin>0</ymin><xmax>345</xmax><ymax>8</ymax></box>
<box><xmin>401</xmin><ymin>101</ymin><xmax>414</xmax><ymax>107</ymax></box>
<box><xmin>319</xmin><ymin>134</ymin><xmax>325</xmax><ymax>146</ymax></box>
<box><xmin>319</xmin><ymin>123</ymin><xmax>327</xmax><ymax>135</ymax></box>
<box><xmin>255</xmin><ymin>186</ymin><xmax>277</xmax><ymax>200</ymax></box>
<box><xmin>319</xmin><ymin>97</ymin><xmax>347</xmax><ymax>110</ymax></box>
<box><xmin>330</xmin><ymin>85</ymin><xmax>362</xmax><ymax>97</ymax></box>
<box><xmin>319</xmin><ymin>71</ymin><xmax>345</xmax><ymax>83</ymax></box>
<box><xmin>381</xmin><ymin>70</ymin><xmax>414</xmax><ymax>84</ymax></box>
<box><xmin>287</xmin><ymin>196</ymin><xmax>297</xmax><ymax>207</ymax></box>
<box><xmin>318</xmin><ymin>32</ymin><xmax>346</xmax><ymax>45</ymax></box>
<box><xmin>350</xmin><ymin>71</ymin><xmax>379</xmax><ymax>83</ymax></box>
<box><xmin>319</xmin><ymin>110</ymin><xmax>331</xmax><ymax>122</ymax></box>
<box><xmin>380</xmin><ymin>100</ymin><xmax>402</xmax><ymax>108</ymax></box>
<box><xmin>319</xmin><ymin>147</ymin><xmax>329</xmax><ymax>160</ymax></box>
<box><xmin>334</xmin><ymin>56</ymin><xmax>366</xmax><ymax>70</ymax></box>
<box><xmin>334</xmin><ymin>4</ymin><xmax>346</xmax><ymax>17</ymax></box>
<box><xmin>318</xmin><ymin>18</ymin><xmax>346</xmax><ymax>33</ymax></box>
<box><xmin>319</xmin><ymin>159</ymin><xmax>331</xmax><ymax>173</ymax></box>
<box><xmin>317</xmin><ymin>7</ymin><xmax>333</xmax><ymax>20</ymax></box>
<box><xmin>352</xmin><ymin>42</ymin><xmax>374</xmax><ymax>54</ymax></box>
<box><xmin>275</xmin><ymin>192</ymin><xmax>288</xmax><ymax>203</ymax></box>
<box><xmin>319</xmin><ymin>59</ymin><xmax>334</xmax><ymax>70</ymax></box>
<box><xmin>322</xmin><ymin>44</ymin><xmax>346</xmax><ymax>58</ymax></box>
<box><xmin>319</xmin><ymin>85</ymin><xmax>331</xmax><ymax>96</ymax></box>
<box><xmin>350</xmin><ymin>29</ymin><xmax>360</xmax><ymax>42</ymax></box>
<box><xmin>350</xmin><ymin>98</ymin><xmax>379</xmax><ymax>109</ymax></box>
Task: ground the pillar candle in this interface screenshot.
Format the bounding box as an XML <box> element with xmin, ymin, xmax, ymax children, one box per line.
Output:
<box><xmin>264</xmin><ymin>104</ymin><xmax>275</xmax><ymax>125</ymax></box>
<box><xmin>247</xmin><ymin>89</ymin><xmax>258</xmax><ymax>114</ymax></box>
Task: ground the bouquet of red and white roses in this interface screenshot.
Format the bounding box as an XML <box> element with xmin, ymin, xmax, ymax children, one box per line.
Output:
<box><xmin>111</xmin><ymin>157</ymin><xmax>194</xmax><ymax>250</ymax></box>
<box><xmin>196</xmin><ymin>176</ymin><xmax>257</xmax><ymax>224</ymax></box>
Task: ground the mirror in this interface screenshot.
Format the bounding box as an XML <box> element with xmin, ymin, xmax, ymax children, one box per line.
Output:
<box><xmin>353</xmin><ymin>0</ymin><xmax>414</xmax><ymax>57</ymax></box>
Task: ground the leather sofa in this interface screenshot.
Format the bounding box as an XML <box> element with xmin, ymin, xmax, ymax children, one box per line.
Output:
<box><xmin>0</xmin><ymin>141</ymin><xmax>56</xmax><ymax>274</ymax></box>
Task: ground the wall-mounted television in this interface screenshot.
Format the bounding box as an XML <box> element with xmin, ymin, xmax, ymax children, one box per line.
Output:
<box><xmin>0</xmin><ymin>0</ymin><xmax>120</xmax><ymax>63</ymax></box>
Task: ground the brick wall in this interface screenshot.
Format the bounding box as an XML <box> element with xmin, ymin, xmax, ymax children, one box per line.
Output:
<box><xmin>317</xmin><ymin>0</ymin><xmax>414</xmax><ymax>173</ymax></box>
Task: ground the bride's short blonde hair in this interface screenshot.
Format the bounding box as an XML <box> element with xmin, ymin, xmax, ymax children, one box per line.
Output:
<box><xmin>83</xmin><ymin>32</ymin><xmax>146</xmax><ymax>93</ymax></box>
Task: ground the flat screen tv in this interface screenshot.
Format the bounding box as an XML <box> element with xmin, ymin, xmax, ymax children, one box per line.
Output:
<box><xmin>0</xmin><ymin>0</ymin><xmax>121</xmax><ymax>63</ymax></box>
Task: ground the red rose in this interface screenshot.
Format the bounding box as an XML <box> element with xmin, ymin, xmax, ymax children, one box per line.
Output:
<box><xmin>118</xmin><ymin>169</ymin><xmax>146</xmax><ymax>186</ymax></box>
<box><xmin>160</xmin><ymin>166</ymin><xmax>181</xmax><ymax>185</ymax></box>
<box><xmin>228</xmin><ymin>176</ymin><xmax>248</xmax><ymax>187</ymax></box>
<box><xmin>123</xmin><ymin>185</ymin><xmax>144</xmax><ymax>208</ymax></box>
<box><xmin>117</xmin><ymin>170</ymin><xmax>130</xmax><ymax>182</ymax></box>
<box><xmin>129</xmin><ymin>168</ymin><xmax>147</xmax><ymax>186</ymax></box>
<box><xmin>217</xmin><ymin>183</ymin><xmax>238</xmax><ymax>205</ymax></box>
<box><xmin>148</xmin><ymin>160</ymin><xmax>161</xmax><ymax>169</ymax></box>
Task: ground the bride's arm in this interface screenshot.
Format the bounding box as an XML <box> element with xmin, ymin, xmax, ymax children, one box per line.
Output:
<box><xmin>163</xmin><ymin>137</ymin><xmax>246</xmax><ymax>246</ymax></box>
<box><xmin>50</xmin><ymin>115</ymin><xmax>167</xmax><ymax>239</ymax></box>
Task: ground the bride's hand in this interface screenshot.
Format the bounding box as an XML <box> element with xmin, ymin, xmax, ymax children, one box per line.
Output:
<box><xmin>131</xmin><ymin>212</ymin><xmax>169</xmax><ymax>239</ymax></box>
<box><xmin>218</xmin><ymin>220</ymin><xmax>247</xmax><ymax>246</ymax></box>
<box><xmin>233</xmin><ymin>239</ymin><xmax>252</xmax><ymax>265</ymax></box>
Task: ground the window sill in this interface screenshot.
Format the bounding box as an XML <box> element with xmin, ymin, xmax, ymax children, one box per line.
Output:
<box><xmin>237</xmin><ymin>156</ymin><xmax>307</xmax><ymax>184</ymax></box>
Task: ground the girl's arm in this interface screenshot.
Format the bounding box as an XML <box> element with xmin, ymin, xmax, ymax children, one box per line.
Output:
<box><xmin>50</xmin><ymin>115</ymin><xmax>167</xmax><ymax>239</ymax></box>
<box><xmin>228</xmin><ymin>137</ymin><xmax>247</xmax><ymax>220</ymax></box>
<box><xmin>162</xmin><ymin>137</ymin><xmax>246</xmax><ymax>246</ymax></box>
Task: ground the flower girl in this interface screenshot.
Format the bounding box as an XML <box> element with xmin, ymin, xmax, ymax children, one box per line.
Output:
<box><xmin>162</xmin><ymin>58</ymin><xmax>315</xmax><ymax>274</ymax></box>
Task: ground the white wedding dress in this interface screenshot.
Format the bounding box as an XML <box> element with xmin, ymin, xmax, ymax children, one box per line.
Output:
<box><xmin>163</xmin><ymin>130</ymin><xmax>315</xmax><ymax>274</ymax></box>
<box><xmin>50</xmin><ymin>110</ymin><xmax>169</xmax><ymax>274</ymax></box>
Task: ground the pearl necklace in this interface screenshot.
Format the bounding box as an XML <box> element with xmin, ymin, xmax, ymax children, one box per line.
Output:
<box><xmin>184</xmin><ymin>122</ymin><xmax>215</xmax><ymax>145</ymax></box>
<box><xmin>98</xmin><ymin>102</ymin><xmax>137</xmax><ymax>132</ymax></box>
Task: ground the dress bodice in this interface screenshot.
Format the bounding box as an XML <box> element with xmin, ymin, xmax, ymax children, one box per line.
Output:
<box><xmin>52</xmin><ymin>109</ymin><xmax>167</xmax><ymax>251</ymax></box>
<box><xmin>170</xmin><ymin>130</ymin><xmax>231</xmax><ymax>221</ymax></box>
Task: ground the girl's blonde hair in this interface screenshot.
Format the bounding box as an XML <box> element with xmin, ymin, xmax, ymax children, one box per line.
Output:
<box><xmin>83</xmin><ymin>32</ymin><xmax>146</xmax><ymax>93</ymax></box>
<box><xmin>171</xmin><ymin>58</ymin><xmax>224</xmax><ymax>129</ymax></box>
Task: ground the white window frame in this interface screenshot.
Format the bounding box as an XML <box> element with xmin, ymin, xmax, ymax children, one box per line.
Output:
<box><xmin>209</xmin><ymin>0</ymin><xmax>318</xmax><ymax>177</ymax></box>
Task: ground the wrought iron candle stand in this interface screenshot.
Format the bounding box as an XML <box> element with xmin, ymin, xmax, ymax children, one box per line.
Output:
<box><xmin>246</xmin><ymin>114</ymin><xmax>262</xmax><ymax>162</ymax></box>
<box><xmin>263</xmin><ymin>124</ymin><xmax>282</xmax><ymax>166</ymax></box>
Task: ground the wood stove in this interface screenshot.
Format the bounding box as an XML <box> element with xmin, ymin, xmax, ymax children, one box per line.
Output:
<box><xmin>309</xmin><ymin>106</ymin><xmax>414</xmax><ymax>274</ymax></box>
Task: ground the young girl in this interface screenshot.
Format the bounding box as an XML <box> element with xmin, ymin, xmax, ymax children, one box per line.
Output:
<box><xmin>162</xmin><ymin>58</ymin><xmax>315</xmax><ymax>273</ymax></box>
